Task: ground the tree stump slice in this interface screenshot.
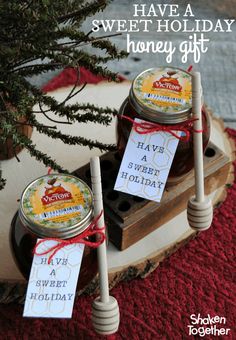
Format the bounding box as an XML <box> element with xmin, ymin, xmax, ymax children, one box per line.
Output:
<box><xmin>0</xmin><ymin>82</ymin><xmax>234</xmax><ymax>303</ymax></box>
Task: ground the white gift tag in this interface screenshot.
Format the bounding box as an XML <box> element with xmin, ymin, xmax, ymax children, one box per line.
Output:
<box><xmin>114</xmin><ymin>118</ymin><xmax>181</xmax><ymax>202</ymax></box>
<box><xmin>23</xmin><ymin>239</ymin><xmax>85</xmax><ymax>318</ymax></box>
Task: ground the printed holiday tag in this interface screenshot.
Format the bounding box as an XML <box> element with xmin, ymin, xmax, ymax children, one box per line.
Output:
<box><xmin>114</xmin><ymin>118</ymin><xmax>181</xmax><ymax>202</ymax></box>
<box><xmin>23</xmin><ymin>240</ymin><xmax>85</xmax><ymax>318</ymax></box>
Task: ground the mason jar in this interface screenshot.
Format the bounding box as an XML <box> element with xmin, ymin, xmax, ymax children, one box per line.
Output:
<box><xmin>10</xmin><ymin>174</ymin><xmax>97</xmax><ymax>291</ymax></box>
<box><xmin>117</xmin><ymin>67</ymin><xmax>211</xmax><ymax>184</ymax></box>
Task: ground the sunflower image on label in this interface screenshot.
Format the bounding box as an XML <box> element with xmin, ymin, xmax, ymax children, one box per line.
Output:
<box><xmin>114</xmin><ymin>118</ymin><xmax>181</xmax><ymax>202</ymax></box>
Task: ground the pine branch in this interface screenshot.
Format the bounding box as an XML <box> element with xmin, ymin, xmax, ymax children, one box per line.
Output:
<box><xmin>28</xmin><ymin>82</ymin><xmax>118</xmax><ymax>120</ymax></box>
<box><xmin>64</xmin><ymin>103</ymin><xmax>118</xmax><ymax>117</ymax></box>
<box><xmin>58</xmin><ymin>0</ymin><xmax>111</xmax><ymax>23</ymax></box>
<box><xmin>34</xmin><ymin>100</ymin><xmax>118</xmax><ymax>123</ymax></box>
<box><xmin>38</xmin><ymin>103</ymin><xmax>72</xmax><ymax>125</ymax></box>
<box><xmin>12</xmin><ymin>62</ymin><xmax>63</xmax><ymax>75</ymax></box>
<box><xmin>13</xmin><ymin>129</ymin><xmax>68</xmax><ymax>173</ymax></box>
<box><xmin>28</xmin><ymin>114</ymin><xmax>116</xmax><ymax>150</ymax></box>
<box><xmin>90</xmin><ymin>38</ymin><xmax>127</xmax><ymax>57</ymax></box>
<box><xmin>0</xmin><ymin>0</ymin><xmax>127</xmax><ymax>190</ymax></box>
<box><xmin>0</xmin><ymin>178</ymin><xmax>6</xmax><ymax>190</ymax></box>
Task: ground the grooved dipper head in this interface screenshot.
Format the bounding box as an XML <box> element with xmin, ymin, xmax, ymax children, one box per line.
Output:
<box><xmin>92</xmin><ymin>296</ymin><xmax>120</xmax><ymax>335</ymax></box>
<box><xmin>187</xmin><ymin>196</ymin><xmax>213</xmax><ymax>231</ymax></box>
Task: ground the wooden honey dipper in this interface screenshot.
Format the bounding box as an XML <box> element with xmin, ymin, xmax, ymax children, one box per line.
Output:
<box><xmin>187</xmin><ymin>72</ymin><xmax>213</xmax><ymax>230</ymax></box>
<box><xmin>90</xmin><ymin>156</ymin><xmax>120</xmax><ymax>335</ymax></box>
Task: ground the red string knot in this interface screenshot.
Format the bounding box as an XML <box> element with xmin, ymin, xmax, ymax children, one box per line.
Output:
<box><xmin>120</xmin><ymin>115</ymin><xmax>203</xmax><ymax>142</ymax></box>
<box><xmin>33</xmin><ymin>210</ymin><xmax>106</xmax><ymax>264</ymax></box>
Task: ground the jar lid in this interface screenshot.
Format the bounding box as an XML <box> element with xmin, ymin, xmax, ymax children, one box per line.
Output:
<box><xmin>130</xmin><ymin>67</ymin><xmax>193</xmax><ymax>124</ymax></box>
<box><xmin>19</xmin><ymin>174</ymin><xmax>93</xmax><ymax>239</ymax></box>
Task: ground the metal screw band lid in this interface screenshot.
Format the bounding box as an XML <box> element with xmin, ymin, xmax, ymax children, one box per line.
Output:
<box><xmin>130</xmin><ymin>67</ymin><xmax>195</xmax><ymax>124</ymax></box>
<box><xmin>19</xmin><ymin>174</ymin><xmax>93</xmax><ymax>239</ymax></box>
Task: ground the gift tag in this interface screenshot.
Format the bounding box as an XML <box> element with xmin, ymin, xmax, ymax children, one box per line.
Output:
<box><xmin>114</xmin><ymin>118</ymin><xmax>181</xmax><ymax>202</ymax></box>
<box><xmin>23</xmin><ymin>240</ymin><xmax>85</xmax><ymax>318</ymax></box>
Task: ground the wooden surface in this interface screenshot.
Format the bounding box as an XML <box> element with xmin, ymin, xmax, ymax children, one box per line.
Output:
<box><xmin>74</xmin><ymin>140</ymin><xmax>230</xmax><ymax>250</ymax></box>
<box><xmin>0</xmin><ymin>82</ymin><xmax>234</xmax><ymax>303</ymax></box>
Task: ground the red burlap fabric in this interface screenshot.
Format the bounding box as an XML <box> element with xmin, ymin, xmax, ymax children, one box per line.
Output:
<box><xmin>0</xmin><ymin>69</ymin><xmax>235</xmax><ymax>339</ymax></box>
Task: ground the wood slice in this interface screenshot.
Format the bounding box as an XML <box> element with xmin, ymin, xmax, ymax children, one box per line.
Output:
<box><xmin>0</xmin><ymin>82</ymin><xmax>234</xmax><ymax>303</ymax></box>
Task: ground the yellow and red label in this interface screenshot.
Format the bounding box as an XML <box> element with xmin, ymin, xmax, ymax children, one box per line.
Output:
<box><xmin>41</xmin><ymin>185</ymin><xmax>73</xmax><ymax>206</ymax></box>
<box><xmin>133</xmin><ymin>67</ymin><xmax>192</xmax><ymax>113</ymax></box>
<box><xmin>22</xmin><ymin>175</ymin><xmax>93</xmax><ymax>229</ymax></box>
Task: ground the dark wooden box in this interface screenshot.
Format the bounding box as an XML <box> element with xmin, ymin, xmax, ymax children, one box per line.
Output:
<box><xmin>73</xmin><ymin>142</ymin><xmax>230</xmax><ymax>250</ymax></box>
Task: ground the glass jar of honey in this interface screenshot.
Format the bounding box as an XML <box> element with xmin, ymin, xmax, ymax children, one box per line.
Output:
<box><xmin>117</xmin><ymin>67</ymin><xmax>211</xmax><ymax>184</ymax></box>
<box><xmin>10</xmin><ymin>174</ymin><xmax>97</xmax><ymax>291</ymax></box>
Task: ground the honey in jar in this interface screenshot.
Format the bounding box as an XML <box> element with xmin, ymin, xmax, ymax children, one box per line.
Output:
<box><xmin>117</xmin><ymin>67</ymin><xmax>211</xmax><ymax>184</ymax></box>
<box><xmin>10</xmin><ymin>174</ymin><xmax>97</xmax><ymax>291</ymax></box>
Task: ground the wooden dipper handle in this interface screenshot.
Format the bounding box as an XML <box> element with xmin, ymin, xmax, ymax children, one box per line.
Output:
<box><xmin>90</xmin><ymin>156</ymin><xmax>120</xmax><ymax>335</ymax></box>
<box><xmin>187</xmin><ymin>72</ymin><xmax>213</xmax><ymax>230</ymax></box>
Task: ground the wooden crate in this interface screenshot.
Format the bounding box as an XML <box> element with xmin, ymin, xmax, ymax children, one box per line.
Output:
<box><xmin>73</xmin><ymin>141</ymin><xmax>230</xmax><ymax>250</ymax></box>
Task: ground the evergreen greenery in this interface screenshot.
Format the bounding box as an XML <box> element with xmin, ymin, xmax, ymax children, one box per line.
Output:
<box><xmin>0</xmin><ymin>0</ymin><xmax>127</xmax><ymax>189</ymax></box>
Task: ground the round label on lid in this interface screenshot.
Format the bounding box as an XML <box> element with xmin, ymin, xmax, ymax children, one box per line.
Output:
<box><xmin>132</xmin><ymin>67</ymin><xmax>192</xmax><ymax>114</ymax></box>
<box><xmin>21</xmin><ymin>174</ymin><xmax>93</xmax><ymax>233</ymax></box>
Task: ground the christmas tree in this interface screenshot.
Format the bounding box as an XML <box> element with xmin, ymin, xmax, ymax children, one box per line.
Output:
<box><xmin>0</xmin><ymin>0</ymin><xmax>127</xmax><ymax>189</ymax></box>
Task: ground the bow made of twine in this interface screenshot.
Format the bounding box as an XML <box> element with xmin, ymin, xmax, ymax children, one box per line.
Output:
<box><xmin>33</xmin><ymin>210</ymin><xmax>105</xmax><ymax>264</ymax></box>
<box><xmin>121</xmin><ymin>115</ymin><xmax>203</xmax><ymax>142</ymax></box>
